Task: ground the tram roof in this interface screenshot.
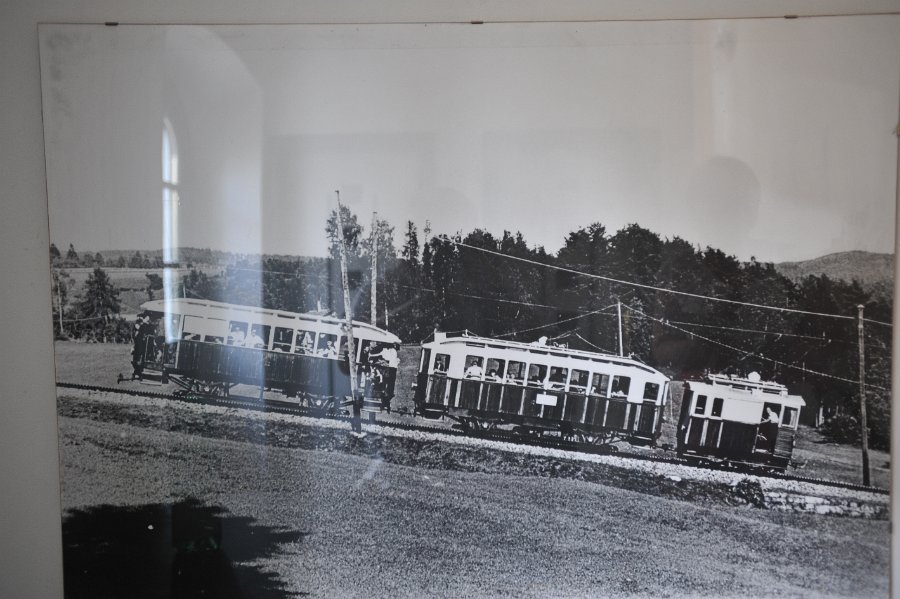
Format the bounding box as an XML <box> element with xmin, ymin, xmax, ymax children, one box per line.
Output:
<box><xmin>425</xmin><ymin>332</ymin><xmax>665</xmax><ymax>376</ymax></box>
<box><xmin>686</xmin><ymin>378</ymin><xmax>806</xmax><ymax>408</ymax></box>
<box><xmin>140</xmin><ymin>298</ymin><xmax>401</xmax><ymax>343</ymax></box>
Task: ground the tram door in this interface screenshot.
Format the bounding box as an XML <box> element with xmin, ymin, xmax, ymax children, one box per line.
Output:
<box><xmin>427</xmin><ymin>352</ymin><xmax>451</xmax><ymax>405</ymax></box>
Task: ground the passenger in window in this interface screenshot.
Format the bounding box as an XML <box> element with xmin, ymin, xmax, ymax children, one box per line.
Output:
<box><xmin>245</xmin><ymin>328</ymin><xmax>265</xmax><ymax>349</ymax></box>
<box><xmin>505</xmin><ymin>365</ymin><xmax>522</xmax><ymax>384</ymax></box>
<box><xmin>527</xmin><ymin>367</ymin><xmax>544</xmax><ymax>387</ymax></box>
<box><xmin>547</xmin><ymin>368</ymin><xmax>566</xmax><ymax>389</ymax></box>
<box><xmin>228</xmin><ymin>324</ymin><xmax>246</xmax><ymax>346</ymax></box>
<box><xmin>464</xmin><ymin>357</ymin><xmax>484</xmax><ymax>378</ymax></box>
<box><xmin>319</xmin><ymin>339</ymin><xmax>337</xmax><ymax>358</ymax></box>
<box><xmin>609</xmin><ymin>375</ymin><xmax>630</xmax><ymax>398</ymax></box>
<box><xmin>434</xmin><ymin>355</ymin><xmax>449</xmax><ymax>373</ymax></box>
<box><xmin>370</xmin><ymin>343</ymin><xmax>400</xmax><ymax>369</ymax></box>
<box><xmin>299</xmin><ymin>332</ymin><xmax>314</xmax><ymax>354</ymax></box>
<box><xmin>569</xmin><ymin>371</ymin><xmax>586</xmax><ymax>388</ymax></box>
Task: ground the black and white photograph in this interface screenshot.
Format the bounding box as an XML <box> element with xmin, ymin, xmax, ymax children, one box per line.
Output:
<box><xmin>40</xmin><ymin>16</ymin><xmax>898</xmax><ymax>598</ymax></box>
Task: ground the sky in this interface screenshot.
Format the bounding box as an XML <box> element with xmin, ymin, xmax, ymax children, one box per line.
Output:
<box><xmin>40</xmin><ymin>17</ymin><xmax>900</xmax><ymax>263</ymax></box>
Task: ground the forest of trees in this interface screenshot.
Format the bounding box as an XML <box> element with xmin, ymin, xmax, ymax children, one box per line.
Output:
<box><xmin>50</xmin><ymin>209</ymin><xmax>893</xmax><ymax>449</ymax></box>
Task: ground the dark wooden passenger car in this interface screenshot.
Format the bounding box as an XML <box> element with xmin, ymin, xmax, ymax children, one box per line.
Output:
<box><xmin>413</xmin><ymin>332</ymin><xmax>671</xmax><ymax>446</ymax></box>
<box><xmin>676</xmin><ymin>373</ymin><xmax>805</xmax><ymax>471</ymax></box>
<box><xmin>131</xmin><ymin>299</ymin><xmax>401</xmax><ymax>411</ymax></box>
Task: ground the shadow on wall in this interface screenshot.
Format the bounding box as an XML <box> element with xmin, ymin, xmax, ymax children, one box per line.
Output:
<box><xmin>62</xmin><ymin>498</ymin><xmax>307</xmax><ymax>598</ymax></box>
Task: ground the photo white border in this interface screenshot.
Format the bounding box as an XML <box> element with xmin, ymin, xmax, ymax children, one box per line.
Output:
<box><xmin>2</xmin><ymin>2</ymin><xmax>897</xmax><ymax>598</ymax></box>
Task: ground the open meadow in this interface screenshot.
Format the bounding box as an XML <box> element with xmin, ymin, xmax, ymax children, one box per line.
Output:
<box><xmin>51</xmin><ymin>341</ymin><xmax>892</xmax><ymax>597</ymax></box>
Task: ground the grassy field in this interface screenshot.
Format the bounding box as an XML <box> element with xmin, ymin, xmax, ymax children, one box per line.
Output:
<box><xmin>58</xmin><ymin>408</ymin><xmax>889</xmax><ymax>598</ymax></box>
<box><xmin>56</xmin><ymin>266</ymin><xmax>225</xmax><ymax>316</ymax></box>
<box><xmin>53</xmin><ymin>341</ymin><xmax>890</xmax><ymax>488</ymax></box>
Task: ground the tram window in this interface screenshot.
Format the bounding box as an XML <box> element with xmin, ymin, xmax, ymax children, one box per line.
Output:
<box><xmin>316</xmin><ymin>333</ymin><xmax>338</xmax><ymax>358</ymax></box>
<box><xmin>272</xmin><ymin>327</ymin><xmax>293</xmax><ymax>352</ymax></box>
<box><xmin>569</xmin><ymin>370</ymin><xmax>589</xmax><ymax>392</ymax></box>
<box><xmin>642</xmin><ymin>382</ymin><xmax>660</xmax><ymax>401</ymax></box>
<box><xmin>433</xmin><ymin>353</ymin><xmax>450</xmax><ymax>374</ymax></box>
<box><xmin>590</xmin><ymin>373</ymin><xmax>610</xmax><ymax>396</ymax></box>
<box><xmin>164</xmin><ymin>313</ymin><xmax>182</xmax><ymax>342</ymax></box>
<box><xmin>547</xmin><ymin>367</ymin><xmax>568</xmax><ymax>389</ymax></box>
<box><xmin>762</xmin><ymin>403</ymin><xmax>781</xmax><ymax>424</ymax></box>
<box><xmin>203</xmin><ymin>318</ymin><xmax>227</xmax><ymax>343</ymax></box>
<box><xmin>782</xmin><ymin>407</ymin><xmax>797</xmax><ymax>427</ymax></box>
<box><xmin>358</xmin><ymin>339</ymin><xmax>374</xmax><ymax>362</ymax></box>
<box><xmin>227</xmin><ymin>321</ymin><xmax>248</xmax><ymax>346</ymax></box>
<box><xmin>611</xmin><ymin>375</ymin><xmax>630</xmax><ymax>398</ymax></box>
<box><xmin>464</xmin><ymin>356</ymin><xmax>484</xmax><ymax>379</ymax></box>
<box><xmin>294</xmin><ymin>330</ymin><xmax>316</xmax><ymax>354</ymax></box>
<box><xmin>527</xmin><ymin>364</ymin><xmax>547</xmax><ymax>386</ymax></box>
<box><xmin>711</xmin><ymin>397</ymin><xmax>724</xmax><ymax>417</ymax></box>
<box><xmin>181</xmin><ymin>315</ymin><xmax>205</xmax><ymax>341</ymax></box>
<box><xmin>505</xmin><ymin>361</ymin><xmax>525</xmax><ymax>384</ymax></box>
<box><xmin>694</xmin><ymin>395</ymin><xmax>707</xmax><ymax>415</ymax></box>
<box><xmin>246</xmin><ymin>324</ymin><xmax>270</xmax><ymax>349</ymax></box>
<box><xmin>485</xmin><ymin>358</ymin><xmax>505</xmax><ymax>381</ymax></box>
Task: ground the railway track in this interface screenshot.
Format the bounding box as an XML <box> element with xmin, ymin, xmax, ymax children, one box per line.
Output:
<box><xmin>56</xmin><ymin>381</ymin><xmax>889</xmax><ymax>496</ymax></box>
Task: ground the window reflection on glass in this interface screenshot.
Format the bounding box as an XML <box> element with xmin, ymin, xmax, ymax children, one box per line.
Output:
<box><xmin>162</xmin><ymin>118</ymin><xmax>180</xmax><ymax>314</ymax></box>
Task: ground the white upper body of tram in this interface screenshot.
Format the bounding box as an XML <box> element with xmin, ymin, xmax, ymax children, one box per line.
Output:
<box><xmin>683</xmin><ymin>373</ymin><xmax>805</xmax><ymax>429</ymax></box>
<box><xmin>141</xmin><ymin>298</ymin><xmax>400</xmax><ymax>362</ymax></box>
<box><xmin>421</xmin><ymin>332</ymin><xmax>670</xmax><ymax>406</ymax></box>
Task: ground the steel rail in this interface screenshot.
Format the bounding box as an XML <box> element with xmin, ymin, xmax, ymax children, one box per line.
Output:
<box><xmin>55</xmin><ymin>382</ymin><xmax>888</xmax><ymax>496</ymax></box>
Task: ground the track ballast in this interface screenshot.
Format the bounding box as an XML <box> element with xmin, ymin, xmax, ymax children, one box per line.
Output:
<box><xmin>56</xmin><ymin>381</ymin><xmax>888</xmax><ymax>496</ymax></box>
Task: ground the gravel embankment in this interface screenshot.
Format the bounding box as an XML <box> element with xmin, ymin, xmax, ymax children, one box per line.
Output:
<box><xmin>57</xmin><ymin>392</ymin><xmax>891</xmax><ymax>599</ymax></box>
<box><xmin>57</xmin><ymin>388</ymin><xmax>888</xmax><ymax>514</ymax></box>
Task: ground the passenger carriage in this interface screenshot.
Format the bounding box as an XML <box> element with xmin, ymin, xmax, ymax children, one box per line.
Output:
<box><xmin>413</xmin><ymin>332</ymin><xmax>671</xmax><ymax>446</ymax></box>
<box><xmin>676</xmin><ymin>373</ymin><xmax>805</xmax><ymax>471</ymax></box>
<box><xmin>131</xmin><ymin>299</ymin><xmax>401</xmax><ymax>411</ymax></box>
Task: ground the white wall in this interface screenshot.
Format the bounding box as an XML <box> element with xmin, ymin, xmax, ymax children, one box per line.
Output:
<box><xmin>2</xmin><ymin>1</ymin><xmax>897</xmax><ymax>597</ymax></box>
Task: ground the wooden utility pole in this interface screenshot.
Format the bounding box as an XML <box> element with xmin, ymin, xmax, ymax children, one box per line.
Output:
<box><xmin>370</xmin><ymin>212</ymin><xmax>378</xmax><ymax>326</ymax></box>
<box><xmin>856</xmin><ymin>304</ymin><xmax>870</xmax><ymax>486</ymax></box>
<box><xmin>55</xmin><ymin>270</ymin><xmax>64</xmax><ymax>337</ymax></box>
<box><xmin>334</xmin><ymin>191</ymin><xmax>362</xmax><ymax>434</ymax></box>
<box><xmin>617</xmin><ymin>300</ymin><xmax>624</xmax><ymax>357</ymax></box>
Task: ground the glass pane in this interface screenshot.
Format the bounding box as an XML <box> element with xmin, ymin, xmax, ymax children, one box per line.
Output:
<box><xmin>694</xmin><ymin>395</ymin><xmax>707</xmax><ymax>415</ymax></box>
<box><xmin>464</xmin><ymin>356</ymin><xmax>484</xmax><ymax>378</ymax></box>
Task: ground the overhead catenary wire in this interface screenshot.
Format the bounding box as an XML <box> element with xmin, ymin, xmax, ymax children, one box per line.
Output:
<box><xmin>574</xmin><ymin>332</ymin><xmax>618</xmax><ymax>355</ymax></box>
<box><xmin>152</xmin><ymin>254</ymin><xmax>895</xmax><ymax>330</ymax></box>
<box><xmin>450</xmin><ymin>239</ymin><xmax>892</xmax><ymax>327</ymax></box>
<box><xmin>621</xmin><ymin>304</ymin><xmax>888</xmax><ymax>391</ymax></box>
<box><xmin>395</xmin><ymin>283</ymin><xmax>597</xmax><ymax>312</ymax></box>
<box><xmin>494</xmin><ymin>302</ymin><xmax>619</xmax><ymax>339</ymax></box>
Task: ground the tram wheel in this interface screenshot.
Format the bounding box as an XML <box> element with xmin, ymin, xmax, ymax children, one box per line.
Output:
<box><xmin>307</xmin><ymin>395</ymin><xmax>330</xmax><ymax>410</ymax></box>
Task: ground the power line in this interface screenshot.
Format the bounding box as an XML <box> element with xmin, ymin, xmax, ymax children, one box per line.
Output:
<box><xmin>396</xmin><ymin>283</ymin><xmax>591</xmax><ymax>312</ymax></box>
<box><xmin>574</xmin><ymin>332</ymin><xmax>617</xmax><ymax>355</ymax></box>
<box><xmin>451</xmin><ymin>239</ymin><xmax>891</xmax><ymax>327</ymax></box>
<box><xmin>666</xmin><ymin>320</ymin><xmax>833</xmax><ymax>342</ymax></box>
<box><xmin>622</xmin><ymin>304</ymin><xmax>887</xmax><ymax>391</ymax></box>
<box><xmin>495</xmin><ymin>303</ymin><xmax>618</xmax><ymax>339</ymax></box>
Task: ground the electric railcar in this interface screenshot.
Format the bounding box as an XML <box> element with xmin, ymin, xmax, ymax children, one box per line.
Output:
<box><xmin>676</xmin><ymin>373</ymin><xmax>805</xmax><ymax>471</ymax></box>
<box><xmin>413</xmin><ymin>332</ymin><xmax>671</xmax><ymax>446</ymax></box>
<box><xmin>131</xmin><ymin>299</ymin><xmax>401</xmax><ymax>411</ymax></box>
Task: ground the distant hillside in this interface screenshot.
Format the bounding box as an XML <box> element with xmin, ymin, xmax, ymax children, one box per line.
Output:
<box><xmin>63</xmin><ymin>247</ymin><xmax>320</xmax><ymax>267</ymax></box>
<box><xmin>775</xmin><ymin>251</ymin><xmax>894</xmax><ymax>296</ymax></box>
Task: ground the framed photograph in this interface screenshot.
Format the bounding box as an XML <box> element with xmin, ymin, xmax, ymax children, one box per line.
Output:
<box><xmin>41</xmin><ymin>16</ymin><xmax>897</xmax><ymax>598</ymax></box>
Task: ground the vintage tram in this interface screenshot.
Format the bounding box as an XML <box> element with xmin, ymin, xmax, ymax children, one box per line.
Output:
<box><xmin>130</xmin><ymin>299</ymin><xmax>401</xmax><ymax>411</ymax></box>
<box><xmin>413</xmin><ymin>332</ymin><xmax>671</xmax><ymax>446</ymax></box>
<box><xmin>676</xmin><ymin>373</ymin><xmax>805</xmax><ymax>471</ymax></box>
